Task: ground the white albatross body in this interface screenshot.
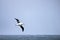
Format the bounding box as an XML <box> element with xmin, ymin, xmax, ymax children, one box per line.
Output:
<box><xmin>17</xmin><ymin>22</ymin><xmax>23</xmax><ymax>26</ymax></box>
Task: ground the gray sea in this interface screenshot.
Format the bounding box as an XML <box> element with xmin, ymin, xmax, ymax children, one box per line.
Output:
<box><xmin>0</xmin><ymin>35</ymin><xmax>60</xmax><ymax>40</ymax></box>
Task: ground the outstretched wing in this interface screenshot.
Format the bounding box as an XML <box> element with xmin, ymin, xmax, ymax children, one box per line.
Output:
<box><xmin>15</xmin><ymin>18</ymin><xmax>20</xmax><ymax>23</ymax></box>
<box><xmin>20</xmin><ymin>25</ymin><xmax>24</xmax><ymax>32</ymax></box>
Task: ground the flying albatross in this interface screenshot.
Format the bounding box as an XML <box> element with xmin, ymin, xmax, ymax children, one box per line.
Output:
<box><xmin>15</xmin><ymin>18</ymin><xmax>24</xmax><ymax>32</ymax></box>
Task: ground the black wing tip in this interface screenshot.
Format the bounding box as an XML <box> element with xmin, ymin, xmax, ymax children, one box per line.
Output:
<box><xmin>22</xmin><ymin>27</ymin><xmax>24</xmax><ymax>32</ymax></box>
<box><xmin>22</xmin><ymin>30</ymin><xmax>24</xmax><ymax>32</ymax></box>
<box><xmin>20</xmin><ymin>25</ymin><xmax>24</xmax><ymax>32</ymax></box>
<box><xmin>14</xmin><ymin>18</ymin><xmax>17</xmax><ymax>19</ymax></box>
<box><xmin>14</xmin><ymin>18</ymin><xmax>18</xmax><ymax>20</ymax></box>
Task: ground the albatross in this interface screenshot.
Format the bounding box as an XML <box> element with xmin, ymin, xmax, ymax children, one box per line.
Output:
<box><xmin>15</xmin><ymin>18</ymin><xmax>24</xmax><ymax>32</ymax></box>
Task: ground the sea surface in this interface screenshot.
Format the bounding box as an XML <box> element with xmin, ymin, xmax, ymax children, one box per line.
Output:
<box><xmin>0</xmin><ymin>35</ymin><xmax>60</xmax><ymax>40</ymax></box>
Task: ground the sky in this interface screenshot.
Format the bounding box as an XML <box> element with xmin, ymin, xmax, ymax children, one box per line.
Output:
<box><xmin>0</xmin><ymin>0</ymin><xmax>60</xmax><ymax>35</ymax></box>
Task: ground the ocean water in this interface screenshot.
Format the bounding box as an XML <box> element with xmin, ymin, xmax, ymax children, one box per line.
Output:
<box><xmin>0</xmin><ymin>35</ymin><xmax>60</xmax><ymax>40</ymax></box>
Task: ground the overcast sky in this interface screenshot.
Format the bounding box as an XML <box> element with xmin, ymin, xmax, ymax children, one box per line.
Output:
<box><xmin>0</xmin><ymin>0</ymin><xmax>60</xmax><ymax>35</ymax></box>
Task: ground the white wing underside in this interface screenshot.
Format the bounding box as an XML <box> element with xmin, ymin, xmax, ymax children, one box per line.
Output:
<box><xmin>17</xmin><ymin>22</ymin><xmax>23</xmax><ymax>26</ymax></box>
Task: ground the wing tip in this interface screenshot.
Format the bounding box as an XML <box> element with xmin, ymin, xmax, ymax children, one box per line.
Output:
<box><xmin>22</xmin><ymin>30</ymin><xmax>24</xmax><ymax>32</ymax></box>
<box><xmin>14</xmin><ymin>18</ymin><xmax>17</xmax><ymax>20</ymax></box>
